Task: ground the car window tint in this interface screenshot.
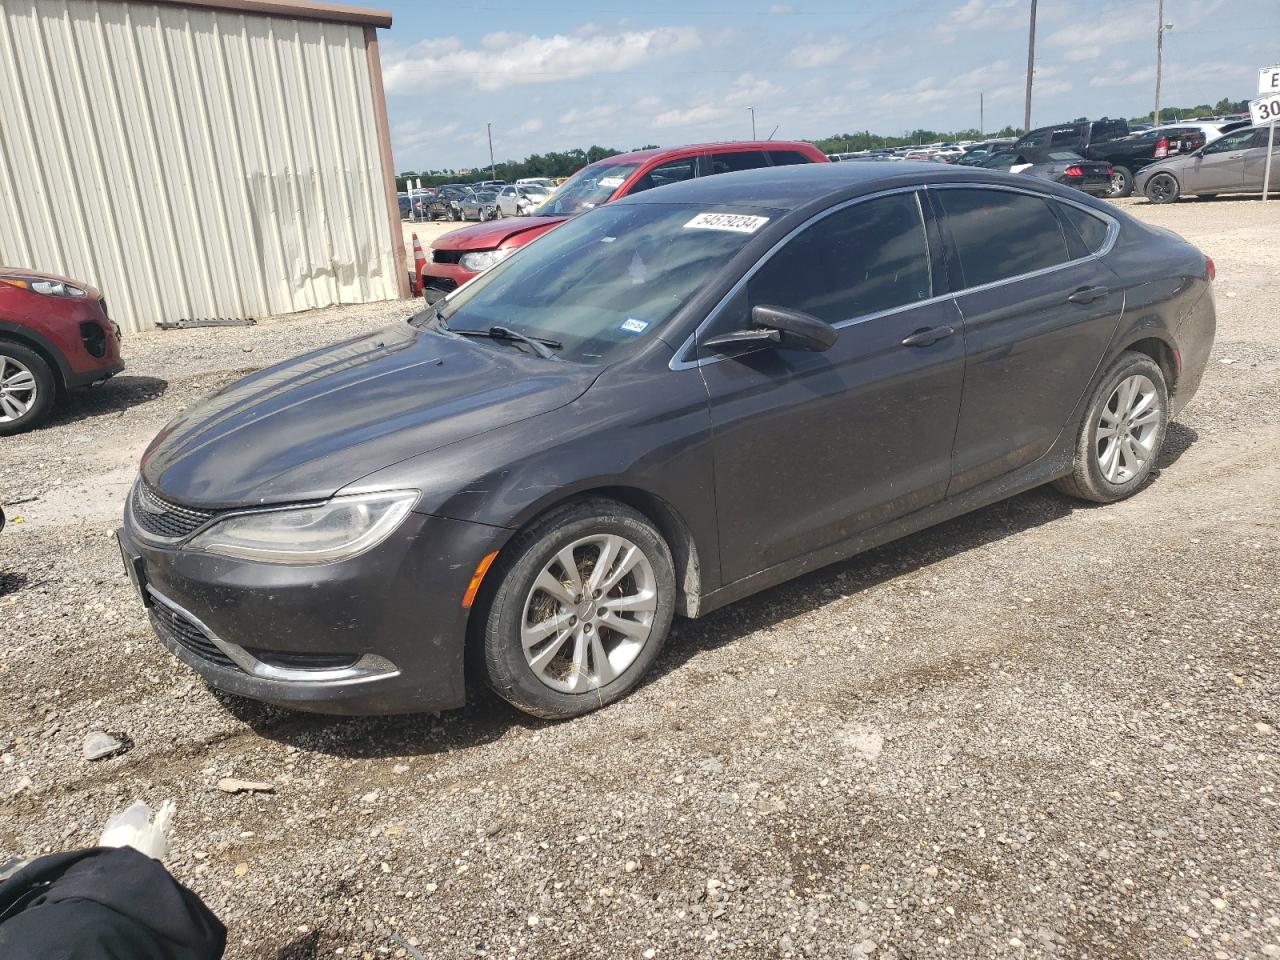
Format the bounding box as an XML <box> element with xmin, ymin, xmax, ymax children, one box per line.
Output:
<box><xmin>629</xmin><ymin>158</ymin><xmax>697</xmax><ymax>194</ymax></box>
<box><xmin>766</xmin><ymin>150</ymin><xmax>810</xmax><ymax>166</ymax></box>
<box><xmin>1204</xmin><ymin>129</ymin><xmax>1255</xmax><ymax>154</ymax></box>
<box><xmin>937</xmin><ymin>188</ymin><xmax>1069</xmax><ymax>288</ymax></box>
<box><xmin>1251</xmin><ymin>129</ymin><xmax>1277</xmax><ymax>149</ymax></box>
<box><xmin>1057</xmin><ymin>203</ymin><xmax>1109</xmax><ymax>255</ymax></box>
<box><xmin>1050</xmin><ymin>129</ymin><xmax>1078</xmax><ymax>144</ymax></box>
<box><xmin>709</xmin><ymin>151</ymin><xmax>770</xmax><ymax>174</ymax></box>
<box><xmin>746</xmin><ymin>192</ymin><xmax>932</xmax><ymax>324</ymax></box>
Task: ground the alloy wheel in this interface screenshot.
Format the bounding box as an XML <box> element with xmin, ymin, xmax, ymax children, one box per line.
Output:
<box><xmin>1096</xmin><ymin>374</ymin><xmax>1160</xmax><ymax>484</ymax></box>
<box><xmin>1147</xmin><ymin>173</ymin><xmax>1177</xmax><ymax>203</ymax></box>
<box><xmin>520</xmin><ymin>534</ymin><xmax>657</xmax><ymax>694</ymax></box>
<box><xmin>0</xmin><ymin>354</ymin><xmax>37</xmax><ymax>423</ymax></box>
<box><xmin>1108</xmin><ymin>170</ymin><xmax>1126</xmax><ymax>196</ymax></box>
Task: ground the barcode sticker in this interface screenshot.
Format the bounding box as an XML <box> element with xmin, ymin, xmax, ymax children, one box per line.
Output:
<box><xmin>684</xmin><ymin>212</ymin><xmax>770</xmax><ymax>234</ymax></box>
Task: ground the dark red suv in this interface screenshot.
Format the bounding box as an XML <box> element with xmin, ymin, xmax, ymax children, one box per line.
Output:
<box><xmin>419</xmin><ymin>140</ymin><xmax>829</xmax><ymax>301</ymax></box>
<box><xmin>0</xmin><ymin>269</ymin><xmax>123</xmax><ymax>434</ymax></box>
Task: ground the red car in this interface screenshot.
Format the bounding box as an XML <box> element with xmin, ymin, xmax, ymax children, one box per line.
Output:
<box><xmin>0</xmin><ymin>269</ymin><xmax>123</xmax><ymax>434</ymax></box>
<box><xmin>419</xmin><ymin>140</ymin><xmax>829</xmax><ymax>301</ymax></box>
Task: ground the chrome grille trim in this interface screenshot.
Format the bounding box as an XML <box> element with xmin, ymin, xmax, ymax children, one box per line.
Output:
<box><xmin>129</xmin><ymin>480</ymin><xmax>219</xmax><ymax>543</ymax></box>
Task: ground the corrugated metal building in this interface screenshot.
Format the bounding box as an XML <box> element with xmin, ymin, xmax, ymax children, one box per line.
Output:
<box><xmin>0</xmin><ymin>0</ymin><xmax>408</xmax><ymax>334</ymax></box>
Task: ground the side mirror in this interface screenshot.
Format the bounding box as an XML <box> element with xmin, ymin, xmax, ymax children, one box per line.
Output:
<box><xmin>704</xmin><ymin>304</ymin><xmax>838</xmax><ymax>354</ymax></box>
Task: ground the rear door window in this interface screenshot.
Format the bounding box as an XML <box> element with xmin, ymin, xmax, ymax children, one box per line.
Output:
<box><xmin>709</xmin><ymin>151</ymin><xmax>771</xmax><ymax>175</ymax></box>
<box><xmin>936</xmin><ymin>188</ymin><xmax>1070</xmax><ymax>288</ymax></box>
<box><xmin>766</xmin><ymin>150</ymin><xmax>811</xmax><ymax>166</ymax></box>
<box><xmin>745</xmin><ymin>192</ymin><xmax>932</xmax><ymax>324</ymax></box>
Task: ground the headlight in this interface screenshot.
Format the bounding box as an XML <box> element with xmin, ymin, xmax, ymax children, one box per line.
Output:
<box><xmin>0</xmin><ymin>276</ymin><xmax>88</xmax><ymax>297</ymax></box>
<box><xmin>186</xmin><ymin>491</ymin><xmax>418</xmax><ymax>564</ymax></box>
<box><xmin>459</xmin><ymin>249</ymin><xmax>512</xmax><ymax>272</ymax></box>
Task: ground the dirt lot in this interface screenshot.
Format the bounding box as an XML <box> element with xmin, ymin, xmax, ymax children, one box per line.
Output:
<box><xmin>1</xmin><ymin>198</ymin><xmax>1277</xmax><ymax>960</ymax></box>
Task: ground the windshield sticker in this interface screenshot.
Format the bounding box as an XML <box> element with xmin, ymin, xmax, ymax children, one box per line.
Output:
<box><xmin>684</xmin><ymin>212</ymin><xmax>770</xmax><ymax>234</ymax></box>
<box><xmin>619</xmin><ymin>318</ymin><xmax>650</xmax><ymax>334</ymax></box>
<box><xmin>598</xmin><ymin>176</ymin><xmax>626</xmax><ymax>188</ymax></box>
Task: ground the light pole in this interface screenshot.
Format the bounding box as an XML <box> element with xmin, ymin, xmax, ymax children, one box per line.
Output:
<box><xmin>486</xmin><ymin>121</ymin><xmax>496</xmax><ymax>181</ymax></box>
<box><xmin>749</xmin><ymin>107</ymin><xmax>756</xmax><ymax>139</ymax></box>
<box><xmin>1023</xmin><ymin>0</ymin><xmax>1038</xmax><ymax>132</ymax></box>
<box><xmin>1154</xmin><ymin>1</ymin><xmax>1173</xmax><ymax>125</ymax></box>
<box><xmin>980</xmin><ymin>91</ymin><xmax>985</xmax><ymax>139</ymax></box>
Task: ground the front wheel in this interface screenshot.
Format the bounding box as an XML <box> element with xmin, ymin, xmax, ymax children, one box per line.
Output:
<box><xmin>1144</xmin><ymin>172</ymin><xmax>1180</xmax><ymax>204</ymax></box>
<box><xmin>1055</xmin><ymin>351</ymin><xmax>1169</xmax><ymax>503</ymax></box>
<box><xmin>1107</xmin><ymin>165</ymin><xmax>1134</xmax><ymax>198</ymax></box>
<box><xmin>0</xmin><ymin>341</ymin><xmax>56</xmax><ymax>435</ymax></box>
<box><xmin>478</xmin><ymin>499</ymin><xmax>676</xmax><ymax>719</ymax></box>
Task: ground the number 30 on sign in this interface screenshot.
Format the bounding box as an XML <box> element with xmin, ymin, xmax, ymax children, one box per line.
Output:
<box><xmin>1250</xmin><ymin>94</ymin><xmax>1280</xmax><ymax>125</ymax></box>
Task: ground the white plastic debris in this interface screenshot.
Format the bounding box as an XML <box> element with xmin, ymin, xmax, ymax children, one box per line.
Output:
<box><xmin>99</xmin><ymin>799</ymin><xmax>175</xmax><ymax>861</ymax></box>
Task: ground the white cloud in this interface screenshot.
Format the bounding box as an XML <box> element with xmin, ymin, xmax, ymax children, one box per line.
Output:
<box><xmin>383</xmin><ymin>26</ymin><xmax>701</xmax><ymax>93</ymax></box>
<box><xmin>935</xmin><ymin>0</ymin><xmax>1022</xmax><ymax>37</ymax></box>
<box><xmin>787</xmin><ymin>39</ymin><xmax>851</xmax><ymax>69</ymax></box>
<box><xmin>514</xmin><ymin>118</ymin><xmax>544</xmax><ymax>134</ymax></box>
<box><xmin>768</xmin><ymin>3</ymin><xmax>794</xmax><ymax>14</ymax></box>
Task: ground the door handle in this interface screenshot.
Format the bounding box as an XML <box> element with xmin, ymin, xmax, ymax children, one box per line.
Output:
<box><xmin>900</xmin><ymin>325</ymin><xmax>954</xmax><ymax>347</ymax></box>
<box><xmin>1067</xmin><ymin>286</ymin><xmax>1109</xmax><ymax>304</ymax></box>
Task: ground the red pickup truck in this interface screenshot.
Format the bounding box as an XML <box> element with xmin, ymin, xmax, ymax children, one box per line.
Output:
<box><xmin>419</xmin><ymin>140</ymin><xmax>829</xmax><ymax>301</ymax></box>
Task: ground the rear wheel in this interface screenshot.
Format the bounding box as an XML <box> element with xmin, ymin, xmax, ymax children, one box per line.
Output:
<box><xmin>1055</xmin><ymin>352</ymin><xmax>1168</xmax><ymax>503</ymax></box>
<box><xmin>0</xmin><ymin>341</ymin><xmax>56</xmax><ymax>435</ymax></box>
<box><xmin>1106</xmin><ymin>165</ymin><xmax>1134</xmax><ymax>198</ymax></box>
<box><xmin>479</xmin><ymin>499</ymin><xmax>676</xmax><ymax>719</ymax></box>
<box><xmin>1144</xmin><ymin>172</ymin><xmax>1180</xmax><ymax>204</ymax></box>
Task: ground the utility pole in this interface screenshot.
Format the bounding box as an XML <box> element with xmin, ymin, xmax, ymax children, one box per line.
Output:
<box><xmin>1154</xmin><ymin>1</ymin><xmax>1173</xmax><ymax>125</ymax></box>
<box><xmin>486</xmin><ymin>122</ymin><xmax>496</xmax><ymax>180</ymax></box>
<box><xmin>749</xmin><ymin>107</ymin><xmax>756</xmax><ymax>139</ymax></box>
<box><xmin>1023</xmin><ymin>0</ymin><xmax>1037</xmax><ymax>132</ymax></box>
<box><xmin>980</xmin><ymin>92</ymin><xmax>985</xmax><ymax>139</ymax></box>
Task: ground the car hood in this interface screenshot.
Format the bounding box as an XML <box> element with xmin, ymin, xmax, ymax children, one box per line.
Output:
<box><xmin>140</xmin><ymin>323</ymin><xmax>598</xmax><ymax>509</ymax></box>
<box><xmin>0</xmin><ymin>266</ymin><xmax>101</xmax><ymax>297</ymax></box>
<box><xmin>430</xmin><ymin>216</ymin><xmax>568</xmax><ymax>251</ymax></box>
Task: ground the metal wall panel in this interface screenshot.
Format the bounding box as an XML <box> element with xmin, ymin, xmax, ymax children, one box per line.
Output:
<box><xmin>0</xmin><ymin>0</ymin><xmax>400</xmax><ymax>333</ymax></box>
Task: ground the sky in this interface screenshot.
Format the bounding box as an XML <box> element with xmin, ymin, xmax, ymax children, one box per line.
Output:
<box><xmin>375</xmin><ymin>0</ymin><xmax>1278</xmax><ymax>173</ymax></box>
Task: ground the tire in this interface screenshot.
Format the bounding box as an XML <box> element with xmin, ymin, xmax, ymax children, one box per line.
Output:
<box><xmin>0</xmin><ymin>340</ymin><xmax>56</xmax><ymax>436</ymax></box>
<box><xmin>1054</xmin><ymin>351</ymin><xmax>1169</xmax><ymax>504</ymax></box>
<box><xmin>478</xmin><ymin>498</ymin><xmax>676</xmax><ymax>719</ymax></box>
<box><xmin>1144</xmin><ymin>171</ymin><xmax>1180</xmax><ymax>204</ymax></box>
<box><xmin>1106</xmin><ymin>165</ymin><xmax>1134</xmax><ymax>198</ymax></box>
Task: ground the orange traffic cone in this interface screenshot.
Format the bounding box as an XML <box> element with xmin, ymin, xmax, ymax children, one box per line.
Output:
<box><xmin>412</xmin><ymin>234</ymin><xmax>427</xmax><ymax>296</ymax></box>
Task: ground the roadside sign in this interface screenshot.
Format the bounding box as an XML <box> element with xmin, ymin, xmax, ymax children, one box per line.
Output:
<box><xmin>1250</xmin><ymin>92</ymin><xmax>1280</xmax><ymax>126</ymax></box>
<box><xmin>1260</xmin><ymin>65</ymin><xmax>1280</xmax><ymax>95</ymax></box>
<box><xmin>1250</xmin><ymin>91</ymin><xmax>1280</xmax><ymax>202</ymax></box>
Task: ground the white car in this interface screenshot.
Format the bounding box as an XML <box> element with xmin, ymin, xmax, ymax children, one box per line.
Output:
<box><xmin>496</xmin><ymin>184</ymin><xmax>550</xmax><ymax>217</ymax></box>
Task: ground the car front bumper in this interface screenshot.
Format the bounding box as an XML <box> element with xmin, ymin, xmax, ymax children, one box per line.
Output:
<box><xmin>117</xmin><ymin>509</ymin><xmax>505</xmax><ymax>715</ymax></box>
<box><xmin>420</xmin><ymin>261</ymin><xmax>480</xmax><ymax>302</ymax></box>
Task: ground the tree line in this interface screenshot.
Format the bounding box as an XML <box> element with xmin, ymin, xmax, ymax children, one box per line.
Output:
<box><xmin>396</xmin><ymin>97</ymin><xmax>1253</xmax><ymax>190</ymax></box>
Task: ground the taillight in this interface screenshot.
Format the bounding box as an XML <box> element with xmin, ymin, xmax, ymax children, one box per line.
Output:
<box><xmin>1153</xmin><ymin>138</ymin><xmax>1169</xmax><ymax>158</ymax></box>
<box><xmin>1205</xmin><ymin>256</ymin><xmax>1215</xmax><ymax>281</ymax></box>
<box><xmin>1064</xmin><ymin>165</ymin><xmax>1084</xmax><ymax>177</ymax></box>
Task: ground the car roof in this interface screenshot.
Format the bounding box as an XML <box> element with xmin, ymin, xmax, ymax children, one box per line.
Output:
<box><xmin>595</xmin><ymin>140</ymin><xmax>821</xmax><ymax>165</ymax></box>
<box><xmin>612</xmin><ymin>160</ymin><xmax>1077</xmax><ymax>211</ymax></box>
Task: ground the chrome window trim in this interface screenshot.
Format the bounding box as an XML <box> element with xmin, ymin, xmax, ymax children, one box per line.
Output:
<box><xmin>668</xmin><ymin>181</ymin><xmax>1119</xmax><ymax>372</ymax></box>
<box><xmin>147</xmin><ymin>586</ymin><xmax>399</xmax><ymax>685</ymax></box>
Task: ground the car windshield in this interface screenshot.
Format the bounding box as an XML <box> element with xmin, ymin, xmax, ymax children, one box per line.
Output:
<box><xmin>530</xmin><ymin>162</ymin><xmax>640</xmax><ymax>217</ymax></box>
<box><xmin>437</xmin><ymin>202</ymin><xmax>775</xmax><ymax>364</ymax></box>
<box><xmin>978</xmin><ymin>153</ymin><xmax>1017</xmax><ymax>168</ymax></box>
<box><xmin>1047</xmin><ymin>151</ymin><xmax>1084</xmax><ymax>161</ymax></box>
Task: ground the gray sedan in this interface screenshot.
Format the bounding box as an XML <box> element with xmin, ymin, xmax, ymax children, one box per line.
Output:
<box><xmin>1136</xmin><ymin>125</ymin><xmax>1280</xmax><ymax>202</ymax></box>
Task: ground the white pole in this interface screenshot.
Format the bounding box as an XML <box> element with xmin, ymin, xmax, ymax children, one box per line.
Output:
<box><xmin>1264</xmin><ymin>119</ymin><xmax>1276</xmax><ymax>202</ymax></box>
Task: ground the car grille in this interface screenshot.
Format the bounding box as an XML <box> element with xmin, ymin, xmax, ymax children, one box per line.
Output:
<box><xmin>424</xmin><ymin>276</ymin><xmax>459</xmax><ymax>294</ymax></box>
<box><xmin>131</xmin><ymin>482</ymin><xmax>218</xmax><ymax>541</ymax></box>
<box><xmin>432</xmin><ymin>249</ymin><xmax>465</xmax><ymax>264</ymax></box>
<box><xmin>150</xmin><ymin>601</ymin><xmax>239</xmax><ymax>670</ymax></box>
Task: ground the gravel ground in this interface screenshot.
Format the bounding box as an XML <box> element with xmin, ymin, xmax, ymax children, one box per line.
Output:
<box><xmin>1</xmin><ymin>198</ymin><xmax>1278</xmax><ymax>960</ymax></box>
